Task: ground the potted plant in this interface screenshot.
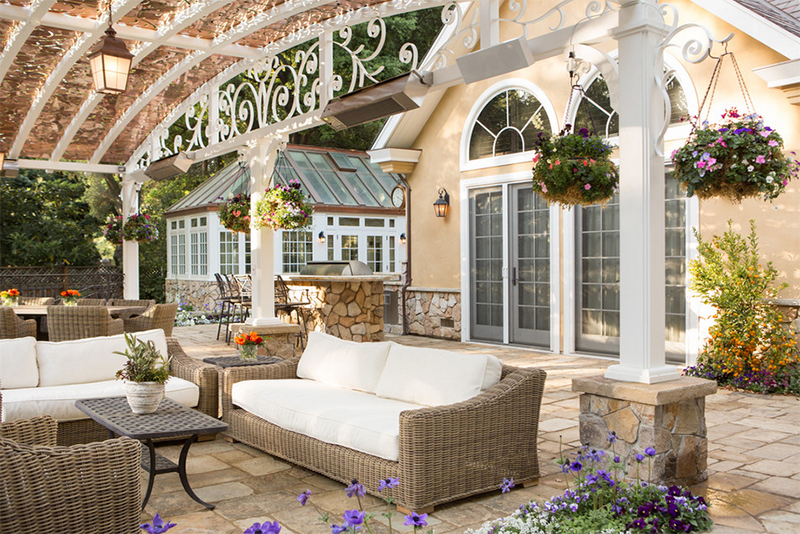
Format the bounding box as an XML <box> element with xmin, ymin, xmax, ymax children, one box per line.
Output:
<box><xmin>234</xmin><ymin>330</ymin><xmax>265</xmax><ymax>361</ymax></box>
<box><xmin>253</xmin><ymin>179</ymin><xmax>313</xmax><ymax>230</ymax></box>
<box><xmin>124</xmin><ymin>213</ymin><xmax>159</xmax><ymax>243</ymax></box>
<box><xmin>218</xmin><ymin>193</ymin><xmax>252</xmax><ymax>233</ymax></box>
<box><xmin>672</xmin><ymin>108</ymin><xmax>799</xmax><ymax>202</ymax></box>
<box><xmin>1</xmin><ymin>288</ymin><xmax>20</xmax><ymax>307</ymax></box>
<box><xmin>115</xmin><ymin>333</ymin><xmax>172</xmax><ymax>414</ymax></box>
<box><xmin>531</xmin><ymin>126</ymin><xmax>619</xmax><ymax>207</ymax></box>
<box><xmin>104</xmin><ymin>215</ymin><xmax>124</xmax><ymax>244</ymax></box>
<box><xmin>60</xmin><ymin>289</ymin><xmax>81</xmax><ymax>306</ymax></box>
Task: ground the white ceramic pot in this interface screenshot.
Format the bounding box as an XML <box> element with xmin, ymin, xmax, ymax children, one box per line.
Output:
<box><xmin>124</xmin><ymin>381</ymin><xmax>165</xmax><ymax>414</ymax></box>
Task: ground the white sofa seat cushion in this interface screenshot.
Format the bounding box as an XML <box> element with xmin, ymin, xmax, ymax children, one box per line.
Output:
<box><xmin>0</xmin><ymin>376</ymin><xmax>199</xmax><ymax>423</ymax></box>
<box><xmin>36</xmin><ymin>329</ymin><xmax>169</xmax><ymax>387</ymax></box>
<box><xmin>297</xmin><ymin>331</ymin><xmax>391</xmax><ymax>394</ymax></box>
<box><xmin>0</xmin><ymin>337</ymin><xmax>39</xmax><ymax>389</ymax></box>
<box><xmin>232</xmin><ymin>379</ymin><xmax>422</xmax><ymax>461</ymax></box>
<box><xmin>375</xmin><ymin>345</ymin><xmax>503</xmax><ymax>407</ymax></box>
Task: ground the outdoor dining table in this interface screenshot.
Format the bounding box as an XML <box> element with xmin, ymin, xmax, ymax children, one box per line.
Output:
<box><xmin>11</xmin><ymin>305</ymin><xmax>147</xmax><ymax>340</ymax></box>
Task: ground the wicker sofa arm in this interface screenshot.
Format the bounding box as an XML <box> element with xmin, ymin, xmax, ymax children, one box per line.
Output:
<box><xmin>0</xmin><ymin>435</ymin><xmax>142</xmax><ymax>534</ymax></box>
<box><xmin>397</xmin><ymin>365</ymin><xmax>546</xmax><ymax>510</ymax></box>
<box><xmin>221</xmin><ymin>358</ymin><xmax>300</xmax><ymax>417</ymax></box>
<box><xmin>167</xmin><ymin>338</ymin><xmax>220</xmax><ymax>418</ymax></box>
<box><xmin>0</xmin><ymin>415</ymin><xmax>58</xmax><ymax>446</ymax></box>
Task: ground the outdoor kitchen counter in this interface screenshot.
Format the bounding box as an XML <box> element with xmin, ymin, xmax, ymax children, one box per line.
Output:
<box><xmin>280</xmin><ymin>276</ymin><xmax>391</xmax><ymax>342</ymax></box>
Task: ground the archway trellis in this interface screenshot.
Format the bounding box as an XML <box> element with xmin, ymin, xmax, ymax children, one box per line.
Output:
<box><xmin>0</xmin><ymin>0</ymin><xmax>732</xmax><ymax>383</ymax></box>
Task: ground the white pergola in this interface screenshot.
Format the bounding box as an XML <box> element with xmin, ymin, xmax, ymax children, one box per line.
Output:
<box><xmin>0</xmin><ymin>0</ymin><xmax>732</xmax><ymax>383</ymax></box>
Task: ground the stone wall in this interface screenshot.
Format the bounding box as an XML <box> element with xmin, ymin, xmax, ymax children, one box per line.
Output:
<box><xmin>284</xmin><ymin>280</ymin><xmax>384</xmax><ymax>342</ymax></box>
<box><xmin>165</xmin><ymin>279</ymin><xmax>219</xmax><ymax>312</ymax></box>
<box><xmin>767</xmin><ymin>298</ymin><xmax>800</xmax><ymax>344</ymax></box>
<box><xmin>404</xmin><ymin>288</ymin><xmax>461</xmax><ymax>340</ymax></box>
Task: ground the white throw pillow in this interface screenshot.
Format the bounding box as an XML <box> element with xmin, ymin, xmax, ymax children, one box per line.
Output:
<box><xmin>37</xmin><ymin>329</ymin><xmax>169</xmax><ymax>387</ymax></box>
<box><xmin>296</xmin><ymin>331</ymin><xmax>391</xmax><ymax>393</ymax></box>
<box><xmin>375</xmin><ymin>344</ymin><xmax>503</xmax><ymax>406</ymax></box>
<box><xmin>0</xmin><ymin>337</ymin><xmax>39</xmax><ymax>389</ymax></box>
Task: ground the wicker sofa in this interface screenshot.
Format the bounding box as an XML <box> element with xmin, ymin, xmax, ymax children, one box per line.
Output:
<box><xmin>0</xmin><ymin>330</ymin><xmax>218</xmax><ymax>445</ymax></box>
<box><xmin>222</xmin><ymin>331</ymin><xmax>546</xmax><ymax>513</ymax></box>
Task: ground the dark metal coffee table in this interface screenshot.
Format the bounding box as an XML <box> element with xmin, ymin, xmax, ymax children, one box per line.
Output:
<box><xmin>75</xmin><ymin>396</ymin><xmax>228</xmax><ymax>510</ymax></box>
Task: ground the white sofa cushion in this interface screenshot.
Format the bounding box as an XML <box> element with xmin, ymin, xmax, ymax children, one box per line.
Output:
<box><xmin>0</xmin><ymin>337</ymin><xmax>39</xmax><ymax>389</ymax></box>
<box><xmin>232</xmin><ymin>379</ymin><xmax>421</xmax><ymax>461</ymax></box>
<box><xmin>375</xmin><ymin>345</ymin><xmax>503</xmax><ymax>407</ymax></box>
<box><xmin>0</xmin><ymin>376</ymin><xmax>199</xmax><ymax>423</ymax></box>
<box><xmin>36</xmin><ymin>329</ymin><xmax>169</xmax><ymax>387</ymax></box>
<box><xmin>297</xmin><ymin>331</ymin><xmax>391</xmax><ymax>394</ymax></box>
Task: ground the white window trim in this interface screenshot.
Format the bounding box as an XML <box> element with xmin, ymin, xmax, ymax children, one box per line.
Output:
<box><xmin>459</xmin><ymin>171</ymin><xmax>561</xmax><ymax>352</ymax></box>
<box><xmin>460</xmin><ymin>79</ymin><xmax>559</xmax><ymax>172</ymax></box>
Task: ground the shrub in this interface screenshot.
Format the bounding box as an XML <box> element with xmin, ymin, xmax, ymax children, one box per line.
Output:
<box><xmin>685</xmin><ymin>220</ymin><xmax>798</xmax><ymax>393</ymax></box>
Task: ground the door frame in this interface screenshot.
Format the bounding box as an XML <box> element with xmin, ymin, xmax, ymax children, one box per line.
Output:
<box><xmin>460</xmin><ymin>172</ymin><xmax>561</xmax><ymax>351</ymax></box>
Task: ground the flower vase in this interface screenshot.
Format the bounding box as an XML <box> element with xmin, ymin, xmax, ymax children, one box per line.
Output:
<box><xmin>124</xmin><ymin>381</ymin><xmax>165</xmax><ymax>414</ymax></box>
<box><xmin>3</xmin><ymin>298</ymin><xmax>18</xmax><ymax>307</ymax></box>
<box><xmin>64</xmin><ymin>300</ymin><xmax>78</xmax><ymax>307</ymax></box>
<box><xmin>238</xmin><ymin>344</ymin><xmax>260</xmax><ymax>361</ymax></box>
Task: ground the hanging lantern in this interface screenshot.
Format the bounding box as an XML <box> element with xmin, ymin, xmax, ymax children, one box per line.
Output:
<box><xmin>88</xmin><ymin>12</ymin><xmax>133</xmax><ymax>95</ymax></box>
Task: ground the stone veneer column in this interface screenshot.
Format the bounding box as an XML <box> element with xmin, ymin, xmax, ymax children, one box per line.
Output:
<box><xmin>572</xmin><ymin>376</ymin><xmax>717</xmax><ymax>486</ymax></box>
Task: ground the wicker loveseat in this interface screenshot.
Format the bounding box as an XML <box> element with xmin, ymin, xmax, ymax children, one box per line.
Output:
<box><xmin>222</xmin><ymin>332</ymin><xmax>546</xmax><ymax>513</ymax></box>
<box><xmin>0</xmin><ymin>331</ymin><xmax>219</xmax><ymax>445</ymax></box>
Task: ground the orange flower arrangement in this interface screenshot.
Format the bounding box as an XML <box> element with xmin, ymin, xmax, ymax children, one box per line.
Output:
<box><xmin>1</xmin><ymin>288</ymin><xmax>20</xmax><ymax>306</ymax></box>
<box><xmin>234</xmin><ymin>331</ymin><xmax>264</xmax><ymax>346</ymax></box>
<box><xmin>60</xmin><ymin>289</ymin><xmax>81</xmax><ymax>305</ymax></box>
<box><xmin>234</xmin><ymin>331</ymin><xmax>264</xmax><ymax>361</ymax></box>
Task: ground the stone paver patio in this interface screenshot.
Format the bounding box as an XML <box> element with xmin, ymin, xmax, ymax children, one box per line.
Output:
<box><xmin>145</xmin><ymin>325</ymin><xmax>800</xmax><ymax>533</ymax></box>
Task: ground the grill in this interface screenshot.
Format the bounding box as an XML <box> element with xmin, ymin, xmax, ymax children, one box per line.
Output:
<box><xmin>299</xmin><ymin>261</ymin><xmax>374</xmax><ymax>276</ymax></box>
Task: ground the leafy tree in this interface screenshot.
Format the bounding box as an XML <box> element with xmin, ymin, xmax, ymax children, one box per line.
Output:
<box><xmin>0</xmin><ymin>170</ymin><xmax>101</xmax><ymax>266</ymax></box>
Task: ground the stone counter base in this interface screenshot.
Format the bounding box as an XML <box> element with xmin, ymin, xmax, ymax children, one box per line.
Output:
<box><xmin>572</xmin><ymin>375</ymin><xmax>717</xmax><ymax>487</ymax></box>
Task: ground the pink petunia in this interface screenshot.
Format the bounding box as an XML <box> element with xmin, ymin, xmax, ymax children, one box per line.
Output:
<box><xmin>554</xmin><ymin>159</ymin><xmax>561</xmax><ymax>166</ymax></box>
<box><xmin>532</xmin><ymin>153</ymin><xmax>540</xmax><ymax>163</ymax></box>
<box><xmin>707</xmin><ymin>157</ymin><xmax>717</xmax><ymax>166</ymax></box>
<box><xmin>755</xmin><ymin>155</ymin><xmax>766</xmax><ymax>164</ymax></box>
<box><xmin>583</xmin><ymin>160</ymin><xmax>589</xmax><ymax>166</ymax></box>
<box><xmin>584</xmin><ymin>184</ymin><xmax>591</xmax><ymax>190</ymax></box>
<box><xmin>696</xmin><ymin>161</ymin><xmax>706</xmax><ymax>169</ymax></box>
<box><xmin>540</xmin><ymin>183</ymin><xmax>548</xmax><ymax>193</ymax></box>
<box><xmin>783</xmin><ymin>179</ymin><xmax>789</xmax><ymax>186</ymax></box>
<box><xmin>768</xmin><ymin>140</ymin><xmax>778</xmax><ymax>147</ymax></box>
<box><xmin>759</xmin><ymin>131</ymin><xmax>770</xmax><ymax>138</ymax></box>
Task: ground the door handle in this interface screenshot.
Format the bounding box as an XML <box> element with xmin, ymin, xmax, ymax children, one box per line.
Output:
<box><xmin>512</xmin><ymin>267</ymin><xmax>518</xmax><ymax>286</ymax></box>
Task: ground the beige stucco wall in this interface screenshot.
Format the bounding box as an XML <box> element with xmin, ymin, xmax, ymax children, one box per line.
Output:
<box><xmin>405</xmin><ymin>0</ymin><xmax>799</xmax><ymax>297</ymax></box>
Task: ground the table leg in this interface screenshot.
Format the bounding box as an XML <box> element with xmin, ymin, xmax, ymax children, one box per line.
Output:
<box><xmin>142</xmin><ymin>439</ymin><xmax>157</xmax><ymax>510</ymax></box>
<box><xmin>177</xmin><ymin>434</ymin><xmax>215</xmax><ymax>509</ymax></box>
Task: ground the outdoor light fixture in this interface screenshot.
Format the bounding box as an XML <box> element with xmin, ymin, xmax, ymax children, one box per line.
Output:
<box><xmin>318</xmin><ymin>231</ymin><xmax>326</xmax><ymax>243</ymax></box>
<box><xmin>0</xmin><ymin>156</ymin><xmax>18</xmax><ymax>178</ymax></box>
<box><xmin>433</xmin><ymin>188</ymin><xmax>450</xmax><ymax>218</ymax></box>
<box><xmin>88</xmin><ymin>3</ymin><xmax>134</xmax><ymax>94</ymax></box>
<box><xmin>456</xmin><ymin>37</ymin><xmax>535</xmax><ymax>85</ymax></box>
<box><xmin>144</xmin><ymin>152</ymin><xmax>193</xmax><ymax>180</ymax></box>
<box><xmin>400</xmin><ymin>233</ymin><xmax>407</xmax><ymax>245</ymax></box>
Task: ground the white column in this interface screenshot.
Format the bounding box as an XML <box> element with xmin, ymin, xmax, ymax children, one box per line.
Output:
<box><xmin>247</xmin><ymin>135</ymin><xmax>286</xmax><ymax>326</ymax></box>
<box><xmin>605</xmin><ymin>0</ymin><xmax>680</xmax><ymax>384</ymax></box>
<box><xmin>121</xmin><ymin>179</ymin><xmax>140</xmax><ymax>299</ymax></box>
<box><xmin>479</xmin><ymin>0</ymin><xmax>500</xmax><ymax>48</ymax></box>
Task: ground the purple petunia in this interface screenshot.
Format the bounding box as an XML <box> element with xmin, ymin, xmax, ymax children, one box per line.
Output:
<box><xmin>139</xmin><ymin>513</ymin><xmax>176</xmax><ymax>534</ymax></box>
<box><xmin>404</xmin><ymin>513</ymin><xmax>428</xmax><ymax>527</ymax></box>
<box><xmin>297</xmin><ymin>489</ymin><xmax>311</xmax><ymax>506</ymax></box>
<box><xmin>244</xmin><ymin>521</ymin><xmax>281</xmax><ymax>534</ymax></box>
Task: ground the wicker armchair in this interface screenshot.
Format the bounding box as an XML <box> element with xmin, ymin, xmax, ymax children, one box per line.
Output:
<box><xmin>107</xmin><ymin>298</ymin><xmax>156</xmax><ymax>310</ymax></box>
<box><xmin>18</xmin><ymin>297</ymin><xmax>55</xmax><ymax>305</ymax></box>
<box><xmin>0</xmin><ymin>391</ymin><xmax>142</xmax><ymax>534</ymax></box>
<box><xmin>123</xmin><ymin>302</ymin><xmax>179</xmax><ymax>337</ymax></box>
<box><xmin>0</xmin><ymin>307</ymin><xmax>36</xmax><ymax>339</ymax></box>
<box><xmin>75</xmin><ymin>298</ymin><xmax>108</xmax><ymax>306</ymax></box>
<box><xmin>46</xmin><ymin>306</ymin><xmax>124</xmax><ymax>342</ymax></box>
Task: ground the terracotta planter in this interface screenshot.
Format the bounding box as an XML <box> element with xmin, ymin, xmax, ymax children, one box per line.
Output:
<box><xmin>124</xmin><ymin>381</ymin><xmax>165</xmax><ymax>414</ymax></box>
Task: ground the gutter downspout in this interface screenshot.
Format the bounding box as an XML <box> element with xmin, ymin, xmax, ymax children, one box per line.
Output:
<box><xmin>400</xmin><ymin>176</ymin><xmax>411</xmax><ymax>335</ymax></box>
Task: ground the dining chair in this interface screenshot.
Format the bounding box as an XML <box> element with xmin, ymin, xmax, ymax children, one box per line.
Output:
<box><xmin>75</xmin><ymin>298</ymin><xmax>108</xmax><ymax>306</ymax></box>
<box><xmin>18</xmin><ymin>297</ymin><xmax>55</xmax><ymax>306</ymax></box>
<box><xmin>274</xmin><ymin>275</ymin><xmax>309</xmax><ymax>348</ymax></box>
<box><xmin>46</xmin><ymin>306</ymin><xmax>124</xmax><ymax>342</ymax></box>
<box><xmin>123</xmin><ymin>303</ymin><xmax>179</xmax><ymax>337</ymax></box>
<box><xmin>224</xmin><ymin>274</ymin><xmax>250</xmax><ymax>344</ymax></box>
<box><xmin>214</xmin><ymin>273</ymin><xmax>235</xmax><ymax>341</ymax></box>
<box><xmin>0</xmin><ymin>307</ymin><xmax>36</xmax><ymax>339</ymax></box>
<box><xmin>107</xmin><ymin>298</ymin><xmax>156</xmax><ymax>310</ymax></box>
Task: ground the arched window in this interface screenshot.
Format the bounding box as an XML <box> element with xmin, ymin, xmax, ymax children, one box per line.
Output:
<box><xmin>468</xmin><ymin>89</ymin><xmax>552</xmax><ymax>160</ymax></box>
<box><xmin>574</xmin><ymin>73</ymin><xmax>689</xmax><ymax>138</ymax></box>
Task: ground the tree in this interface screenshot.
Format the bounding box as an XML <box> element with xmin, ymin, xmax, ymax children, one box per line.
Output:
<box><xmin>0</xmin><ymin>170</ymin><xmax>101</xmax><ymax>266</ymax></box>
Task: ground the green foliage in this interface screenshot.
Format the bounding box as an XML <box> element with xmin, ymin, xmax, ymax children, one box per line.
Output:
<box><xmin>0</xmin><ymin>169</ymin><xmax>101</xmax><ymax>266</ymax></box>
<box><xmin>531</xmin><ymin>127</ymin><xmax>619</xmax><ymax>206</ymax></box>
<box><xmin>218</xmin><ymin>193</ymin><xmax>252</xmax><ymax>233</ymax></box>
<box><xmin>254</xmin><ymin>180</ymin><xmax>313</xmax><ymax>230</ymax></box>
<box><xmin>114</xmin><ymin>333</ymin><xmax>171</xmax><ymax>383</ymax></box>
<box><xmin>686</xmin><ymin>220</ymin><xmax>798</xmax><ymax>389</ymax></box>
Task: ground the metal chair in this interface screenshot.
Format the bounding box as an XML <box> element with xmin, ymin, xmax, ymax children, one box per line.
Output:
<box><xmin>274</xmin><ymin>275</ymin><xmax>309</xmax><ymax>348</ymax></box>
<box><xmin>46</xmin><ymin>306</ymin><xmax>124</xmax><ymax>342</ymax></box>
<box><xmin>224</xmin><ymin>274</ymin><xmax>250</xmax><ymax>344</ymax></box>
<box><xmin>123</xmin><ymin>302</ymin><xmax>179</xmax><ymax>337</ymax></box>
<box><xmin>0</xmin><ymin>307</ymin><xmax>36</xmax><ymax>339</ymax></box>
<box><xmin>214</xmin><ymin>273</ymin><xmax>235</xmax><ymax>341</ymax></box>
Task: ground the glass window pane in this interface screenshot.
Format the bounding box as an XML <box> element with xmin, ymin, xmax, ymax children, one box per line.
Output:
<box><xmin>319</xmin><ymin>170</ymin><xmax>358</xmax><ymax>205</ymax></box>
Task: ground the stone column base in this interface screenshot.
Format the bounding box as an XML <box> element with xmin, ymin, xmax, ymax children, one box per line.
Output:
<box><xmin>231</xmin><ymin>323</ymin><xmax>300</xmax><ymax>360</ymax></box>
<box><xmin>572</xmin><ymin>375</ymin><xmax>717</xmax><ymax>486</ymax></box>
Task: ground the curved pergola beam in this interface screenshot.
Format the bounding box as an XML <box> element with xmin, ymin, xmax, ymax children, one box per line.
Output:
<box><xmin>7</xmin><ymin>0</ymin><xmax>141</xmax><ymax>159</ymax></box>
<box><xmin>0</xmin><ymin>0</ymin><xmax>56</xmax><ymax>87</ymax></box>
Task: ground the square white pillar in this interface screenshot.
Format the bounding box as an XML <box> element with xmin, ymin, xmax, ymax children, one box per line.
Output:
<box><xmin>121</xmin><ymin>179</ymin><xmax>139</xmax><ymax>299</ymax></box>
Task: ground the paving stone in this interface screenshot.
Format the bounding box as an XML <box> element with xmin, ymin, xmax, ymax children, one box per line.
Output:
<box><xmin>708</xmin><ymin>460</ymin><xmax>744</xmax><ymax>472</ymax></box>
<box><xmin>234</xmin><ymin>456</ymin><xmax>293</xmax><ymax>476</ymax></box>
<box><xmin>708</xmin><ymin>511</ymin><xmax>765</xmax><ymax>531</ymax></box>
<box><xmin>185</xmin><ymin>454</ymin><xmax>230</xmax><ymax>475</ymax></box>
<box><xmin>212</xmin><ymin>449</ymin><xmax>259</xmax><ymax>465</ymax></box>
<box><xmin>743</xmin><ymin>459</ymin><xmax>800</xmax><ymax>477</ymax></box>
<box><xmin>749</xmin><ymin>443</ymin><xmax>800</xmax><ymax>461</ymax></box>
<box><xmin>715</xmin><ymin>488</ymin><xmax>792</xmax><ymax>516</ymax></box>
<box><xmin>193</xmin><ymin>481</ymin><xmax>254</xmax><ymax>503</ymax></box>
<box><xmin>538</xmin><ymin>417</ymin><xmax>577</xmax><ymax>432</ymax></box>
<box><xmin>151</xmin><ymin>510</ymin><xmax>239</xmax><ymax>534</ymax></box>
<box><xmin>751</xmin><ymin>477</ymin><xmax>800</xmax><ymax>499</ymax></box>
<box><xmin>707</xmin><ymin>472</ymin><xmax>762</xmax><ymax>492</ymax></box>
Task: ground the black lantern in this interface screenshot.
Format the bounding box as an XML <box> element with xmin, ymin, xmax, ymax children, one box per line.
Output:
<box><xmin>399</xmin><ymin>232</ymin><xmax>407</xmax><ymax>245</ymax></box>
<box><xmin>433</xmin><ymin>188</ymin><xmax>450</xmax><ymax>218</ymax></box>
<box><xmin>88</xmin><ymin>8</ymin><xmax>134</xmax><ymax>95</ymax></box>
<box><xmin>318</xmin><ymin>231</ymin><xmax>326</xmax><ymax>243</ymax></box>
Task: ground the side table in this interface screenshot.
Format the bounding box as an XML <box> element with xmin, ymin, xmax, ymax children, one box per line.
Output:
<box><xmin>75</xmin><ymin>397</ymin><xmax>228</xmax><ymax>510</ymax></box>
<box><xmin>202</xmin><ymin>355</ymin><xmax>283</xmax><ymax>368</ymax></box>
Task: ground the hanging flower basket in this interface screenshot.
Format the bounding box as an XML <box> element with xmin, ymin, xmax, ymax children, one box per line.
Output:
<box><xmin>531</xmin><ymin>127</ymin><xmax>619</xmax><ymax>206</ymax></box>
<box><xmin>124</xmin><ymin>213</ymin><xmax>159</xmax><ymax>243</ymax></box>
<box><xmin>672</xmin><ymin>108</ymin><xmax>798</xmax><ymax>202</ymax></box>
<box><xmin>104</xmin><ymin>215</ymin><xmax>124</xmax><ymax>244</ymax></box>
<box><xmin>253</xmin><ymin>179</ymin><xmax>313</xmax><ymax>231</ymax></box>
<box><xmin>218</xmin><ymin>193</ymin><xmax>252</xmax><ymax>234</ymax></box>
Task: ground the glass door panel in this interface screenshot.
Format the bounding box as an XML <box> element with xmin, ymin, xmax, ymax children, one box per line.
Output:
<box><xmin>470</xmin><ymin>188</ymin><xmax>504</xmax><ymax>342</ymax></box>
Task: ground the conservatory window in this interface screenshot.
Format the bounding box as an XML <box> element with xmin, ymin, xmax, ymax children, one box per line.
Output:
<box><xmin>367</xmin><ymin>236</ymin><xmax>383</xmax><ymax>273</ymax></box>
<box><xmin>342</xmin><ymin>235</ymin><xmax>359</xmax><ymax>261</ymax></box>
<box><xmin>282</xmin><ymin>228</ymin><xmax>313</xmax><ymax>273</ymax></box>
<box><xmin>469</xmin><ymin>89</ymin><xmax>551</xmax><ymax>160</ymax></box>
<box><xmin>219</xmin><ymin>231</ymin><xmax>239</xmax><ymax>275</ymax></box>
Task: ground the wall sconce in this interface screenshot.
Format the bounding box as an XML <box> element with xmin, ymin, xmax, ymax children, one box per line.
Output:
<box><xmin>399</xmin><ymin>233</ymin><xmax>407</xmax><ymax>245</ymax></box>
<box><xmin>88</xmin><ymin>3</ymin><xmax>134</xmax><ymax>94</ymax></box>
<box><xmin>433</xmin><ymin>188</ymin><xmax>450</xmax><ymax>218</ymax></box>
<box><xmin>318</xmin><ymin>231</ymin><xmax>326</xmax><ymax>243</ymax></box>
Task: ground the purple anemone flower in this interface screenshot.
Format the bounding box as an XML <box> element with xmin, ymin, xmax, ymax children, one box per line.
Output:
<box><xmin>378</xmin><ymin>477</ymin><xmax>400</xmax><ymax>491</ymax></box>
<box><xmin>343</xmin><ymin>510</ymin><xmax>365</xmax><ymax>527</ymax></box>
<box><xmin>404</xmin><ymin>513</ymin><xmax>428</xmax><ymax>527</ymax></box>
<box><xmin>635</xmin><ymin>453</ymin><xmax>645</xmax><ymax>462</ymax></box>
<box><xmin>345</xmin><ymin>479</ymin><xmax>366</xmax><ymax>498</ymax></box>
<box><xmin>244</xmin><ymin>521</ymin><xmax>281</xmax><ymax>534</ymax></box>
<box><xmin>331</xmin><ymin>525</ymin><xmax>346</xmax><ymax>534</ymax></box>
<box><xmin>500</xmin><ymin>477</ymin><xmax>515</xmax><ymax>494</ymax></box>
<box><xmin>645</xmin><ymin>447</ymin><xmax>657</xmax><ymax>457</ymax></box>
<box><xmin>140</xmin><ymin>513</ymin><xmax>176</xmax><ymax>534</ymax></box>
<box><xmin>297</xmin><ymin>489</ymin><xmax>311</xmax><ymax>506</ymax></box>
